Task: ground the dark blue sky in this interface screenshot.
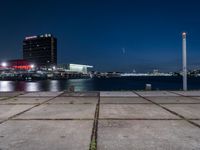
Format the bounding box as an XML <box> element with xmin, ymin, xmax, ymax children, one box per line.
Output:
<box><xmin>0</xmin><ymin>0</ymin><xmax>200</xmax><ymax>72</ymax></box>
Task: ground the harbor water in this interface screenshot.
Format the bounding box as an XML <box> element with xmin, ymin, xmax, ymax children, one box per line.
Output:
<box><xmin>1</xmin><ymin>76</ymin><xmax>200</xmax><ymax>92</ymax></box>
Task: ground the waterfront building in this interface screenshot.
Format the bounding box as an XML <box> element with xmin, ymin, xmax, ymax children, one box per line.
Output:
<box><xmin>69</xmin><ymin>64</ymin><xmax>93</xmax><ymax>74</ymax></box>
<box><xmin>23</xmin><ymin>34</ymin><xmax>57</xmax><ymax>67</ymax></box>
<box><xmin>57</xmin><ymin>64</ymin><xmax>93</xmax><ymax>74</ymax></box>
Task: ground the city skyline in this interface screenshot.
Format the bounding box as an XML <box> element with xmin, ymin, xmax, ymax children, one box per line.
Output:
<box><xmin>1</xmin><ymin>0</ymin><xmax>200</xmax><ymax>72</ymax></box>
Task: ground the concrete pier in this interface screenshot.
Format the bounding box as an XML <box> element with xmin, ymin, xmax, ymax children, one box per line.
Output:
<box><xmin>0</xmin><ymin>91</ymin><xmax>200</xmax><ymax>150</ymax></box>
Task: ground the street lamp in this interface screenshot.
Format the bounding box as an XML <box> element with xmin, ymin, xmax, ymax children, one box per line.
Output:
<box><xmin>1</xmin><ymin>62</ymin><xmax>7</xmax><ymax>67</ymax></box>
<box><xmin>182</xmin><ymin>32</ymin><xmax>187</xmax><ymax>91</ymax></box>
<box><xmin>30</xmin><ymin>64</ymin><xmax>35</xmax><ymax>69</ymax></box>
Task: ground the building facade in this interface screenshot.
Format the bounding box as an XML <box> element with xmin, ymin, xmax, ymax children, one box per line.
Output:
<box><xmin>69</xmin><ymin>64</ymin><xmax>93</xmax><ymax>74</ymax></box>
<box><xmin>23</xmin><ymin>34</ymin><xmax>57</xmax><ymax>67</ymax></box>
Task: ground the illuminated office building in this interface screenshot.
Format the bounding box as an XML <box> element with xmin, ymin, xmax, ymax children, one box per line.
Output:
<box><xmin>23</xmin><ymin>34</ymin><xmax>57</xmax><ymax>67</ymax></box>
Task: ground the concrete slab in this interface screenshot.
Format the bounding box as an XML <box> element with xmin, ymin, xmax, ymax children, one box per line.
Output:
<box><xmin>0</xmin><ymin>92</ymin><xmax>24</xmax><ymax>97</ymax></box>
<box><xmin>61</xmin><ymin>92</ymin><xmax>98</xmax><ymax>97</ymax></box>
<box><xmin>19</xmin><ymin>92</ymin><xmax>63</xmax><ymax>97</ymax></box>
<box><xmin>192</xmin><ymin>97</ymin><xmax>200</xmax><ymax>100</ymax></box>
<box><xmin>0</xmin><ymin>97</ymin><xmax>8</xmax><ymax>100</ymax></box>
<box><xmin>100</xmin><ymin>97</ymin><xmax>150</xmax><ymax>104</ymax></box>
<box><xmin>15</xmin><ymin>104</ymin><xmax>96</xmax><ymax>119</ymax></box>
<box><xmin>147</xmin><ymin>96</ymin><xmax>200</xmax><ymax>104</ymax></box>
<box><xmin>162</xmin><ymin>104</ymin><xmax>200</xmax><ymax>119</ymax></box>
<box><xmin>99</xmin><ymin>104</ymin><xmax>179</xmax><ymax>119</ymax></box>
<box><xmin>100</xmin><ymin>91</ymin><xmax>138</xmax><ymax>97</ymax></box>
<box><xmin>172</xmin><ymin>91</ymin><xmax>200</xmax><ymax>96</ymax></box>
<box><xmin>98</xmin><ymin>120</ymin><xmax>200</xmax><ymax>150</ymax></box>
<box><xmin>47</xmin><ymin>97</ymin><xmax>98</xmax><ymax>104</ymax></box>
<box><xmin>0</xmin><ymin>97</ymin><xmax>51</xmax><ymax>104</ymax></box>
<box><xmin>0</xmin><ymin>105</ymin><xmax>34</xmax><ymax>120</ymax></box>
<box><xmin>0</xmin><ymin>120</ymin><xmax>93</xmax><ymax>150</ymax></box>
<box><xmin>135</xmin><ymin>91</ymin><xmax>179</xmax><ymax>97</ymax></box>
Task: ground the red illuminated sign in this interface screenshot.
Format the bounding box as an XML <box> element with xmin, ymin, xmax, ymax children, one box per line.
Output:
<box><xmin>12</xmin><ymin>65</ymin><xmax>31</xmax><ymax>70</ymax></box>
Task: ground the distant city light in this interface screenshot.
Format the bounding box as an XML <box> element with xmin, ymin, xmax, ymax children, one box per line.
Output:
<box><xmin>25</xmin><ymin>36</ymin><xmax>37</xmax><ymax>40</ymax></box>
<box><xmin>52</xmin><ymin>66</ymin><xmax>56</xmax><ymax>70</ymax></box>
<box><xmin>30</xmin><ymin>64</ymin><xmax>35</xmax><ymax>68</ymax></box>
<box><xmin>1</xmin><ymin>62</ymin><xmax>7</xmax><ymax>67</ymax></box>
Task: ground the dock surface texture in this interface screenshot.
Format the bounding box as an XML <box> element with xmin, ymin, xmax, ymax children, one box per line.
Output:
<box><xmin>0</xmin><ymin>91</ymin><xmax>200</xmax><ymax>150</ymax></box>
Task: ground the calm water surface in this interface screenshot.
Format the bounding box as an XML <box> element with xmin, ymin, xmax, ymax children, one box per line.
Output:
<box><xmin>0</xmin><ymin>77</ymin><xmax>200</xmax><ymax>92</ymax></box>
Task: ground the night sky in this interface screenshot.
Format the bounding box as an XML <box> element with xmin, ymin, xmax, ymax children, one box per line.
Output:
<box><xmin>0</xmin><ymin>0</ymin><xmax>200</xmax><ymax>72</ymax></box>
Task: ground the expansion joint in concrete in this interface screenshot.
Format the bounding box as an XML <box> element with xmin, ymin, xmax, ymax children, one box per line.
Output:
<box><xmin>0</xmin><ymin>92</ymin><xmax>64</xmax><ymax>125</ymax></box>
<box><xmin>133</xmin><ymin>91</ymin><xmax>200</xmax><ymax>129</ymax></box>
<box><xmin>89</xmin><ymin>92</ymin><xmax>100</xmax><ymax>150</ymax></box>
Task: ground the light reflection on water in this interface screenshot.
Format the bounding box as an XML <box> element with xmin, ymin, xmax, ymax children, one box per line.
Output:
<box><xmin>0</xmin><ymin>81</ymin><xmax>15</xmax><ymax>91</ymax></box>
<box><xmin>25</xmin><ymin>82</ymin><xmax>40</xmax><ymax>91</ymax></box>
<box><xmin>66</xmin><ymin>79</ymin><xmax>94</xmax><ymax>91</ymax></box>
<box><xmin>1</xmin><ymin>77</ymin><xmax>200</xmax><ymax>91</ymax></box>
<box><xmin>49</xmin><ymin>80</ymin><xmax>60</xmax><ymax>91</ymax></box>
<box><xmin>0</xmin><ymin>79</ymin><xmax>94</xmax><ymax>92</ymax></box>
